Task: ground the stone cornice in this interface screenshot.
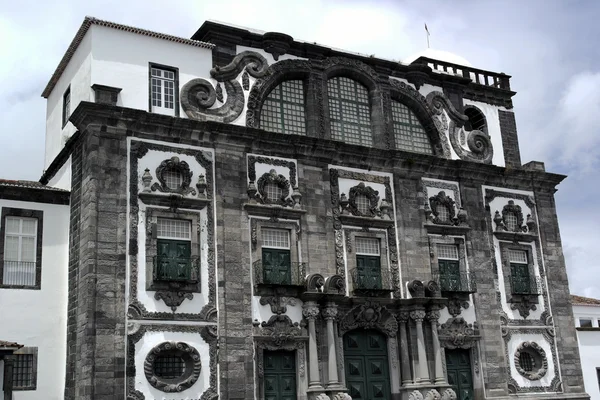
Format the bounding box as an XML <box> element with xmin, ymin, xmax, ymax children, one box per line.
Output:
<box><xmin>53</xmin><ymin>101</ymin><xmax>565</xmax><ymax>192</ymax></box>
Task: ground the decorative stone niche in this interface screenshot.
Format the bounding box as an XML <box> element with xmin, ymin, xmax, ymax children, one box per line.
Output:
<box><xmin>245</xmin><ymin>155</ymin><xmax>304</xmax><ymax>219</ymax></box>
<box><xmin>422</xmin><ymin>179</ymin><xmax>470</xmax><ymax>235</ymax></box>
<box><xmin>514</xmin><ymin>341</ymin><xmax>548</xmax><ymax>381</ymax></box>
<box><xmin>338</xmin><ymin>182</ymin><xmax>394</xmax><ymax>228</ymax></box>
<box><xmin>144</xmin><ymin>341</ymin><xmax>202</xmax><ymax>393</ymax></box>
<box><xmin>493</xmin><ymin>200</ymin><xmax>537</xmax><ymax>241</ymax></box>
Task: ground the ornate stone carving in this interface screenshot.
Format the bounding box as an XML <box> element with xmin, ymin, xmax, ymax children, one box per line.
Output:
<box><xmin>428</xmin><ymin>191</ymin><xmax>457</xmax><ymax>225</ymax></box>
<box><xmin>426</xmin><ymin>280</ymin><xmax>441</xmax><ymax>298</ymax></box>
<box><xmin>410</xmin><ymin>310</ymin><xmax>426</xmax><ymax>323</ymax></box>
<box><xmin>515</xmin><ymin>341</ymin><xmax>548</xmax><ymax>380</ymax></box>
<box><xmin>422</xmin><ymin>179</ymin><xmax>461</xmax><ymax>208</ymax></box>
<box><xmin>302</xmin><ymin>302</ymin><xmax>320</xmax><ymax>320</ymax></box>
<box><xmin>409</xmin><ymin>390</ymin><xmax>424</xmax><ymax>400</ymax></box>
<box><xmin>242</xmin><ymin>70</ymin><xmax>250</xmax><ymax>90</ymax></box>
<box><xmin>408</xmin><ymin>280</ymin><xmax>425</xmax><ymax>298</ymax></box>
<box><xmin>445</xmin><ymin>295</ymin><xmax>470</xmax><ymax>317</ymax></box>
<box><xmin>180</xmin><ymin>78</ymin><xmax>245</xmax><ymax>123</ymax></box>
<box><xmin>345</xmin><ymin>182</ymin><xmax>380</xmax><ymax>217</ymax></box>
<box><xmin>510</xmin><ymin>297</ymin><xmax>537</xmax><ymax>319</ymax></box>
<box><xmin>143</xmin><ymin>341</ymin><xmax>202</xmax><ymax>393</ymax></box>
<box><xmin>495</xmin><ymin>200</ymin><xmax>526</xmax><ymax>232</ymax></box>
<box><xmin>211</xmin><ymin>51</ymin><xmax>269</xmax><ymax>81</ymax></box>
<box><xmin>151</xmin><ymin>156</ymin><xmax>196</xmax><ymax>195</ymax></box>
<box><xmin>262</xmin><ymin>32</ymin><xmax>293</xmax><ymax>60</ymax></box>
<box><xmin>324</xmin><ymin>274</ymin><xmax>346</xmax><ymax>294</ymax></box>
<box><xmin>215</xmin><ymin>82</ymin><xmax>224</xmax><ymax>102</ymax></box>
<box><xmin>425</xmin><ymin>389</ymin><xmax>441</xmax><ymax>400</ymax></box>
<box><xmin>438</xmin><ymin>317</ymin><xmax>480</xmax><ymax>349</ymax></box>
<box><xmin>306</xmin><ymin>273</ymin><xmax>325</xmax><ymax>292</ymax></box>
<box><xmin>338</xmin><ymin>302</ymin><xmax>398</xmax><ymax>337</ymax></box>
<box><xmin>315</xmin><ymin>394</ymin><xmax>331</xmax><ymax>400</ymax></box>
<box><xmin>441</xmin><ymin>388</ymin><xmax>457</xmax><ymax>400</ymax></box>
<box><xmin>322</xmin><ymin>303</ymin><xmax>338</xmax><ymax>320</ymax></box>
<box><xmin>256</xmin><ymin>340</ymin><xmax>306</xmax><ymax>379</ymax></box>
<box><xmin>154</xmin><ymin>291</ymin><xmax>194</xmax><ymax>312</ymax></box>
<box><xmin>333</xmin><ymin>393</ymin><xmax>351</xmax><ymax>400</ymax></box>
<box><xmin>256</xmin><ymin>169</ymin><xmax>293</xmax><ymax>206</ymax></box>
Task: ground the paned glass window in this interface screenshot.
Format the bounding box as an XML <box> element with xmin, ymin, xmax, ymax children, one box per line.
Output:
<box><xmin>261</xmin><ymin>80</ymin><xmax>306</xmax><ymax>135</ymax></box>
<box><xmin>328</xmin><ymin>77</ymin><xmax>372</xmax><ymax>146</ymax></box>
<box><xmin>153</xmin><ymin>354</ymin><xmax>185</xmax><ymax>379</ymax></box>
<box><xmin>265</xmin><ymin>182</ymin><xmax>283</xmax><ymax>202</ymax></box>
<box><xmin>436</xmin><ymin>204</ymin><xmax>450</xmax><ymax>222</ymax></box>
<box><xmin>3</xmin><ymin>217</ymin><xmax>37</xmax><ymax>286</ymax></box>
<box><xmin>437</xmin><ymin>244</ymin><xmax>459</xmax><ymax>260</ymax></box>
<box><xmin>355</xmin><ymin>237</ymin><xmax>380</xmax><ymax>255</ymax></box>
<box><xmin>13</xmin><ymin>354</ymin><xmax>34</xmax><ymax>388</ymax></box>
<box><xmin>62</xmin><ymin>87</ymin><xmax>71</xmax><ymax>127</ymax></box>
<box><xmin>151</xmin><ymin>67</ymin><xmax>176</xmax><ymax>115</ymax></box>
<box><xmin>580</xmin><ymin>318</ymin><xmax>593</xmax><ymax>328</ymax></box>
<box><xmin>355</xmin><ymin>194</ymin><xmax>370</xmax><ymax>215</ymax></box>
<box><xmin>505</xmin><ymin>212</ymin><xmax>518</xmax><ymax>231</ymax></box>
<box><xmin>391</xmin><ymin>100</ymin><xmax>432</xmax><ymax>154</ymax></box>
<box><xmin>157</xmin><ymin>219</ymin><xmax>191</xmax><ymax>240</ymax></box>
<box><xmin>519</xmin><ymin>352</ymin><xmax>534</xmax><ymax>372</ymax></box>
<box><xmin>508</xmin><ymin>250</ymin><xmax>528</xmax><ymax>264</ymax></box>
<box><xmin>262</xmin><ymin>229</ymin><xmax>290</xmax><ymax>249</ymax></box>
<box><xmin>163</xmin><ymin>170</ymin><xmax>183</xmax><ymax>190</ymax></box>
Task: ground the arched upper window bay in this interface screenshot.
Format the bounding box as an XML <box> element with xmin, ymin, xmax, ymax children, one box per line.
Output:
<box><xmin>327</xmin><ymin>76</ymin><xmax>372</xmax><ymax>146</ymax></box>
<box><xmin>261</xmin><ymin>80</ymin><xmax>306</xmax><ymax>135</ymax></box>
<box><xmin>391</xmin><ymin>101</ymin><xmax>433</xmax><ymax>154</ymax></box>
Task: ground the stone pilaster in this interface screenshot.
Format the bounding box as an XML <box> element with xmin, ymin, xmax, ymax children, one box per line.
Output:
<box><xmin>397</xmin><ymin>312</ymin><xmax>413</xmax><ymax>385</ymax></box>
<box><xmin>323</xmin><ymin>302</ymin><xmax>342</xmax><ymax>389</ymax></box>
<box><xmin>427</xmin><ymin>309</ymin><xmax>445</xmax><ymax>384</ymax></box>
<box><xmin>410</xmin><ymin>309</ymin><xmax>430</xmax><ymax>383</ymax></box>
<box><xmin>303</xmin><ymin>301</ymin><xmax>324</xmax><ymax>390</ymax></box>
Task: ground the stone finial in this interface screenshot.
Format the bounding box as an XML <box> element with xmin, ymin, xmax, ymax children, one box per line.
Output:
<box><xmin>526</xmin><ymin>214</ymin><xmax>536</xmax><ymax>233</ymax></box>
<box><xmin>292</xmin><ymin>187</ymin><xmax>302</xmax><ymax>209</ymax></box>
<box><xmin>141</xmin><ymin>168</ymin><xmax>153</xmax><ymax>193</ymax></box>
<box><xmin>196</xmin><ymin>174</ymin><xmax>207</xmax><ymax>198</ymax></box>
<box><xmin>493</xmin><ymin>210</ymin><xmax>504</xmax><ymax>231</ymax></box>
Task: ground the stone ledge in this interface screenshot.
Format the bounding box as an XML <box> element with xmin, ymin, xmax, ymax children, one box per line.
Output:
<box><xmin>493</xmin><ymin>230</ymin><xmax>537</xmax><ymax>243</ymax></box>
<box><xmin>339</xmin><ymin>214</ymin><xmax>394</xmax><ymax>229</ymax></box>
<box><xmin>243</xmin><ymin>203</ymin><xmax>306</xmax><ymax>219</ymax></box>
<box><xmin>139</xmin><ymin>192</ymin><xmax>210</xmax><ymax>210</ymax></box>
<box><xmin>424</xmin><ymin>223</ymin><xmax>471</xmax><ymax>236</ymax></box>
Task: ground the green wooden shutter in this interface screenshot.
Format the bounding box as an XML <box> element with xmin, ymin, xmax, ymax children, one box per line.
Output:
<box><xmin>262</xmin><ymin>248</ymin><xmax>291</xmax><ymax>285</ymax></box>
<box><xmin>157</xmin><ymin>239</ymin><xmax>191</xmax><ymax>281</ymax></box>
<box><xmin>356</xmin><ymin>255</ymin><xmax>382</xmax><ymax>289</ymax></box>
<box><xmin>511</xmin><ymin>263</ymin><xmax>531</xmax><ymax>294</ymax></box>
<box><xmin>264</xmin><ymin>351</ymin><xmax>297</xmax><ymax>400</ymax></box>
<box><xmin>439</xmin><ymin>259</ymin><xmax>461</xmax><ymax>291</ymax></box>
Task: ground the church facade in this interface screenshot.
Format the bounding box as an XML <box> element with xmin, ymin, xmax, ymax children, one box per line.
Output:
<box><xmin>0</xmin><ymin>16</ymin><xmax>589</xmax><ymax>400</ymax></box>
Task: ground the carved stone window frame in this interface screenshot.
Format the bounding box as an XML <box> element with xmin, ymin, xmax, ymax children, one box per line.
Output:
<box><xmin>428</xmin><ymin>191</ymin><xmax>457</xmax><ymax>225</ymax></box>
<box><xmin>144</xmin><ymin>341</ymin><xmax>202</xmax><ymax>393</ymax></box>
<box><xmin>144</xmin><ymin>207</ymin><xmax>202</xmax><ymax>309</ymax></box>
<box><xmin>254</xmin><ymin>340</ymin><xmax>307</xmax><ymax>400</ymax></box>
<box><xmin>514</xmin><ymin>341</ymin><xmax>548</xmax><ymax>381</ymax></box>
<box><xmin>344</xmin><ymin>229</ymin><xmax>390</xmax><ymax>296</ymax></box>
<box><xmin>0</xmin><ymin>208</ymin><xmax>43</xmax><ymax>290</ymax></box>
<box><xmin>498</xmin><ymin>200</ymin><xmax>526</xmax><ymax>233</ymax></box>
<box><xmin>257</xmin><ymin>169</ymin><xmax>292</xmax><ymax>206</ymax></box>
<box><xmin>251</xmin><ymin>218</ymin><xmax>301</xmax><ymax>295</ymax></box>
<box><xmin>347</xmin><ymin>182</ymin><xmax>381</xmax><ymax>218</ymax></box>
<box><xmin>151</xmin><ymin>156</ymin><xmax>196</xmax><ymax>196</ymax></box>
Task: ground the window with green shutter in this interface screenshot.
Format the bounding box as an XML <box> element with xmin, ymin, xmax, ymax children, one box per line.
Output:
<box><xmin>355</xmin><ymin>237</ymin><xmax>382</xmax><ymax>289</ymax></box>
<box><xmin>155</xmin><ymin>218</ymin><xmax>193</xmax><ymax>281</ymax></box>
<box><xmin>261</xmin><ymin>229</ymin><xmax>291</xmax><ymax>285</ymax></box>
<box><xmin>437</xmin><ymin>244</ymin><xmax>461</xmax><ymax>291</ymax></box>
<box><xmin>509</xmin><ymin>250</ymin><xmax>531</xmax><ymax>294</ymax></box>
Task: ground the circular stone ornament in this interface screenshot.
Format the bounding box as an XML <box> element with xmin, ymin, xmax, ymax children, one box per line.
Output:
<box><xmin>144</xmin><ymin>341</ymin><xmax>202</xmax><ymax>392</ymax></box>
<box><xmin>514</xmin><ymin>341</ymin><xmax>548</xmax><ymax>380</ymax></box>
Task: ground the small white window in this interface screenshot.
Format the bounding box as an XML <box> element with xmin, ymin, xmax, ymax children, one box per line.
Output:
<box><xmin>355</xmin><ymin>237</ymin><xmax>380</xmax><ymax>256</ymax></box>
<box><xmin>62</xmin><ymin>86</ymin><xmax>71</xmax><ymax>127</ymax></box>
<box><xmin>262</xmin><ymin>229</ymin><xmax>290</xmax><ymax>249</ymax></box>
<box><xmin>437</xmin><ymin>244</ymin><xmax>459</xmax><ymax>260</ymax></box>
<box><xmin>151</xmin><ymin>67</ymin><xmax>176</xmax><ymax>116</ymax></box>
<box><xmin>265</xmin><ymin>183</ymin><xmax>283</xmax><ymax>202</ymax></box>
<box><xmin>163</xmin><ymin>170</ymin><xmax>183</xmax><ymax>190</ymax></box>
<box><xmin>3</xmin><ymin>217</ymin><xmax>37</xmax><ymax>286</ymax></box>
<box><xmin>505</xmin><ymin>213</ymin><xmax>518</xmax><ymax>231</ymax></box>
<box><xmin>355</xmin><ymin>194</ymin><xmax>370</xmax><ymax>215</ymax></box>
<box><xmin>508</xmin><ymin>249</ymin><xmax>528</xmax><ymax>264</ymax></box>
<box><xmin>436</xmin><ymin>204</ymin><xmax>450</xmax><ymax>222</ymax></box>
<box><xmin>157</xmin><ymin>218</ymin><xmax>191</xmax><ymax>240</ymax></box>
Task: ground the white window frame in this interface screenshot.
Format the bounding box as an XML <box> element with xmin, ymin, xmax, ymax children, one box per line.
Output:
<box><xmin>149</xmin><ymin>64</ymin><xmax>178</xmax><ymax>116</ymax></box>
<box><xmin>3</xmin><ymin>217</ymin><xmax>38</xmax><ymax>287</ymax></box>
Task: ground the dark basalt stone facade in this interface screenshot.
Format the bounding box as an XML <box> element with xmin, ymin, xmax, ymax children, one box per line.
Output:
<box><xmin>41</xmin><ymin>21</ymin><xmax>588</xmax><ymax>400</ymax></box>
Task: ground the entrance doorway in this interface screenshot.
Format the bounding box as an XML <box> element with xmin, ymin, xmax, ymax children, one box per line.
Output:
<box><xmin>445</xmin><ymin>349</ymin><xmax>474</xmax><ymax>400</ymax></box>
<box><xmin>343</xmin><ymin>329</ymin><xmax>390</xmax><ymax>399</ymax></box>
<box><xmin>263</xmin><ymin>350</ymin><xmax>297</xmax><ymax>400</ymax></box>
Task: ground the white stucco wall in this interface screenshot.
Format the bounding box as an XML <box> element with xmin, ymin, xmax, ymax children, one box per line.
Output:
<box><xmin>463</xmin><ymin>98</ymin><xmax>506</xmax><ymax>167</ymax></box>
<box><xmin>0</xmin><ymin>199</ymin><xmax>70</xmax><ymax>399</ymax></box>
<box><xmin>46</xmin><ymin>157</ymin><xmax>72</xmax><ymax>191</ymax></box>
<box><xmin>573</xmin><ymin>304</ymin><xmax>600</xmax><ymax>400</ymax></box>
<box><xmin>45</xmin><ymin>31</ymin><xmax>92</xmax><ymax>168</ymax></box>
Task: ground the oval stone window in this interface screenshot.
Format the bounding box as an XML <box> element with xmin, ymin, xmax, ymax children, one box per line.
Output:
<box><xmin>144</xmin><ymin>341</ymin><xmax>202</xmax><ymax>392</ymax></box>
<box><xmin>514</xmin><ymin>341</ymin><xmax>547</xmax><ymax>380</ymax></box>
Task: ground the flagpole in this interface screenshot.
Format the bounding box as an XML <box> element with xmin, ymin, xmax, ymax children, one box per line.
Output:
<box><xmin>425</xmin><ymin>23</ymin><xmax>430</xmax><ymax>48</ymax></box>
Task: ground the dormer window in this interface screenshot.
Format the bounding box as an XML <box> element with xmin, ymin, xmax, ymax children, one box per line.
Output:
<box><xmin>261</xmin><ymin>80</ymin><xmax>306</xmax><ymax>135</ymax></box>
<box><xmin>328</xmin><ymin>77</ymin><xmax>371</xmax><ymax>146</ymax></box>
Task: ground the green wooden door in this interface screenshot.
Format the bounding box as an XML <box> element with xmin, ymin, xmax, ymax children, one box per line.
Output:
<box><xmin>510</xmin><ymin>263</ymin><xmax>531</xmax><ymax>294</ymax></box>
<box><xmin>445</xmin><ymin>349</ymin><xmax>474</xmax><ymax>400</ymax></box>
<box><xmin>262</xmin><ymin>248</ymin><xmax>291</xmax><ymax>285</ymax></box>
<box><xmin>356</xmin><ymin>255</ymin><xmax>382</xmax><ymax>289</ymax></box>
<box><xmin>157</xmin><ymin>239</ymin><xmax>191</xmax><ymax>280</ymax></box>
<box><xmin>439</xmin><ymin>259</ymin><xmax>460</xmax><ymax>291</ymax></box>
<box><xmin>344</xmin><ymin>330</ymin><xmax>390</xmax><ymax>400</ymax></box>
<box><xmin>264</xmin><ymin>351</ymin><xmax>296</xmax><ymax>400</ymax></box>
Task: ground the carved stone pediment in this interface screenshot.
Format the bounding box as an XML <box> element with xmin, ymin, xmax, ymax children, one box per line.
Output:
<box><xmin>257</xmin><ymin>169</ymin><xmax>293</xmax><ymax>206</ymax></box>
<box><xmin>345</xmin><ymin>182</ymin><xmax>380</xmax><ymax>218</ymax></box>
<box><xmin>438</xmin><ymin>317</ymin><xmax>480</xmax><ymax>349</ymax></box>
<box><xmin>151</xmin><ymin>156</ymin><xmax>196</xmax><ymax>196</ymax></box>
<box><xmin>428</xmin><ymin>191</ymin><xmax>456</xmax><ymax>225</ymax></box>
<box><xmin>259</xmin><ymin>315</ymin><xmax>302</xmax><ymax>347</ymax></box>
<box><xmin>338</xmin><ymin>301</ymin><xmax>398</xmax><ymax>337</ymax></box>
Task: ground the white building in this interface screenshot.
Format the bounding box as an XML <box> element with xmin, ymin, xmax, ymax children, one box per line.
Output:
<box><xmin>0</xmin><ymin>180</ymin><xmax>70</xmax><ymax>400</ymax></box>
<box><xmin>573</xmin><ymin>295</ymin><xmax>600</xmax><ymax>400</ymax></box>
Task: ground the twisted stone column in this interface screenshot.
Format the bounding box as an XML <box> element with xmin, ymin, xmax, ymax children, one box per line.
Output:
<box><xmin>323</xmin><ymin>302</ymin><xmax>341</xmax><ymax>388</ymax></box>
<box><xmin>427</xmin><ymin>309</ymin><xmax>446</xmax><ymax>384</ymax></box>
<box><xmin>410</xmin><ymin>309</ymin><xmax>430</xmax><ymax>383</ymax></box>
<box><xmin>397</xmin><ymin>312</ymin><xmax>413</xmax><ymax>385</ymax></box>
<box><xmin>303</xmin><ymin>301</ymin><xmax>323</xmax><ymax>390</ymax></box>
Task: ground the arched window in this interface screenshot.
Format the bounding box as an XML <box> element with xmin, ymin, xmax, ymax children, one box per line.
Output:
<box><xmin>391</xmin><ymin>101</ymin><xmax>433</xmax><ymax>154</ymax></box>
<box><xmin>261</xmin><ymin>80</ymin><xmax>306</xmax><ymax>135</ymax></box>
<box><xmin>464</xmin><ymin>106</ymin><xmax>487</xmax><ymax>133</ymax></box>
<box><xmin>328</xmin><ymin>77</ymin><xmax>371</xmax><ymax>146</ymax></box>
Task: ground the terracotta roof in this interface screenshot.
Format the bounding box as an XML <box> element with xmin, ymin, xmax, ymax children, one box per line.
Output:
<box><xmin>41</xmin><ymin>16</ymin><xmax>214</xmax><ymax>98</ymax></box>
<box><xmin>0</xmin><ymin>179</ymin><xmax>68</xmax><ymax>192</ymax></box>
<box><xmin>571</xmin><ymin>295</ymin><xmax>600</xmax><ymax>305</ymax></box>
<box><xmin>0</xmin><ymin>340</ymin><xmax>24</xmax><ymax>349</ymax></box>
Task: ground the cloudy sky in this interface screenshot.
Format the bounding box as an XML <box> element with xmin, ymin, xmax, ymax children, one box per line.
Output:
<box><xmin>1</xmin><ymin>0</ymin><xmax>598</xmax><ymax>297</ymax></box>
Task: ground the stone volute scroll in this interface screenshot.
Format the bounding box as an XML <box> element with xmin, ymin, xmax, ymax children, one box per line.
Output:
<box><xmin>181</xmin><ymin>51</ymin><xmax>268</xmax><ymax>123</ymax></box>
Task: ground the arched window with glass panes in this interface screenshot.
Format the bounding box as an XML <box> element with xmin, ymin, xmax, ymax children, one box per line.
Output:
<box><xmin>391</xmin><ymin>100</ymin><xmax>433</xmax><ymax>154</ymax></box>
<box><xmin>327</xmin><ymin>76</ymin><xmax>372</xmax><ymax>146</ymax></box>
<box><xmin>261</xmin><ymin>80</ymin><xmax>306</xmax><ymax>135</ymax></box>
